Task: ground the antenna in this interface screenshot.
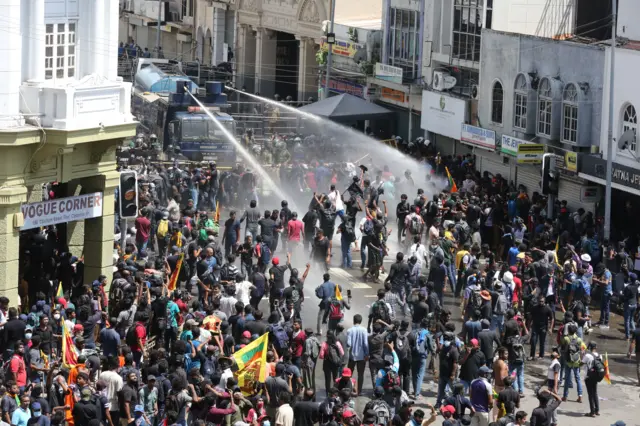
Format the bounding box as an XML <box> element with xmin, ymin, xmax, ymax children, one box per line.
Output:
<box><xmin>617</xmin><ymin>128</ymin><xmax>636</xmax><ymax>150</ymax></box>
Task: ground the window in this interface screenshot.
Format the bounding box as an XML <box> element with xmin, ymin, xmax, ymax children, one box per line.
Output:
<box><xmin>562</xmin><ymin>84</ymin><xmax>579</xmax><ymax>143</ymax></box>
<box><xmin>388</xmin><ymin>8</ymin><xmax>420</xmax><ymax>80</ymax></box>
<box><xmin>491</xmin><ymin>81</ymin><xmax>503</xmax><ymax>124</ymax></box>
<box><xmin>45</xmin><ymin>22</ymin><xmax>76</xmax><ymax>80</ymax></box>
<box><xmin>537</xmin><ymin>78</ymin><xmax>552</xmax><ymax>137</ymax></box>
<box><xmin>453</xmin><ymin>0</ymin><xmax>484</xmax><ymax>62</ymax></box>
<box><xmin>513</xmin><ymin>74</ymin><xmax>528</xmax><ymax>130</ymax></box>
<box><xmin>623</xmin><ymin>104</ymin><xmax>638</xmax><ymax>152</ymax></box>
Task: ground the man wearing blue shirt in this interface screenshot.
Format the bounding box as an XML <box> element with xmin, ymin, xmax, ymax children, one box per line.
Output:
<box><xmin>469</xmin><ymin>366</ymin><xmax>493</xmax><ymax>426</ymax></box>
<box><xmin>314</xmin><ymin>273</ymin><xmax>338</xmax><ymax>335</ymax></box>
<box><xmin>99</xmin><ymin>318</ymin><xmax>121</xmax><ymax>358</ymax></box>
<box><xmin>11</xmin><ymin>394</ymin><xmax>31</xmax><ymax>426</ymax></box>
<box><xmin>347</xmin><ymin>314</ymin><xmax>369</xmax><ymax>396</ymax></box>
<box><xmin>594</xmin><ymin>263</ymin><xmax>613</xmax><ymax>329</ymax></box>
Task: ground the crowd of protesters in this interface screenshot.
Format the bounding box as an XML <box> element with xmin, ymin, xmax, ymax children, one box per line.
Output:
<box><xmin>0</xmin><ymin>128</ymin><xmax>635</xmax><ymax>426</ymax></box>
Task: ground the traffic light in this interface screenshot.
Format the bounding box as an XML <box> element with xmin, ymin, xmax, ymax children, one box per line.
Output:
<box><xmin>119</xmin><ymin>170</ymin><xmax>138</xmax><ymax>218</ymax></box>
<box><xmin>541</xmin><ymin>153</ymin><xmax>559</xmax><ymax>196</ymax></box>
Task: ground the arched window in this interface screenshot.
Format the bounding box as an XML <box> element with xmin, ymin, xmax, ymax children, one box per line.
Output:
<box><xmin>491</xmin><ymin>81</ymin><xmax>503</xmax><ymax>124</ymax></box>
<box><xmin>562</xmin><ymin>84</ymin><xmax>579</xmax><ymax>143</ymax></box>
<box><xmin>513</xmin><ymin>74</ymin><xmax>528</xmax><ymax>130</ymax></box>
<box><xmin>537</xmin><ymin>78</ymin><xmax>552</xmax><ymax>137</ymax></box>
<box><xmin>623</xmin><ymin>104</ymin><xmax>638</xmax><ymax>152</ymax></box>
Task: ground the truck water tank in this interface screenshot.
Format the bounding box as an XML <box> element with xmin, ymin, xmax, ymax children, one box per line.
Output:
<box><xmin>205</xmin><ymin>81</ymin><xmax>223</xmax><ymax>95</ymax></box>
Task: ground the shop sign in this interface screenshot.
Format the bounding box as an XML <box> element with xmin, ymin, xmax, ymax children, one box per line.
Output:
<box><xmin>375</xmin><ymin>63</ymin><xmax>403</xmax><ymax>84</ymax></box>
<box><xmin>320</xmin><ymin>77</ymin><xmax>365</xmax><ymax>98</ymax></box>
<box><xmin>461</xmin><ymin>124</ymin><xmax>496</xmax><ymax>151</ymax></box>
<box><xmin>501</xmin><ymin>135</ymin><xmax>532</xmax><ymax>156</ymax></box>
<box><xmin>420</xmin><ymin>91</ymin><xmax>467</xmax><ymax>140</ymax></box>
<box><xmin>517</xmin><ymin>144</ymin><xmax>544</xmax><ymax>164</ymax></box>
<box><xmin>380</xmin><ymin>87</ymin><xmax>406</xmax><ymax>103</ymax></box>
<box><xmin>21</xmin><ymin>192</ymin><xmax>104</xmax><ymax>230</ymax></box>
<box><xmin>579</xmin><ymin>154</ymin><xmax>640</xmax><ymax>192</ymax></box>
<box><xmin>320</xmin><ymin>38</ymin><xmax>363</xmax><ymax>58</ymax></box>
<box><xmin>565</xmin><ymin>151</ymin><xmax>578</xmax><ymax>172</ymax></box>
<box><xmin>580</xmin><ymin>186</ymin><xmax>600</xmax><ymax>203</ymax></box>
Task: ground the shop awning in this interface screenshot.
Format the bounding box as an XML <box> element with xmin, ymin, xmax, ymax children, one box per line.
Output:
<box><xmin>298</xmin><ymin>93</ymin><xmax>392</xmax><ymax>121</ymax></box>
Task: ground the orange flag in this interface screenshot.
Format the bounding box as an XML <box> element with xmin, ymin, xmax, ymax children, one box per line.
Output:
<box><xmin>445</xmin><ymin>167</ymin><xmax>458</xmax><ymax>193</ymax></box>
<box><xmin>215</xmin><ymin>200</ymin><xmax>221</xmax><ymax>223</ymax></box>
<box><xmin>603</xmin><ymin>352</ymin><xmax>611</xmax><ymax>384</ymax></box>
<box><xmin>335</xmin><ymin>285</ymin><xmax>343</xmax><ymax>301</ymax></box>
<box><xmin>168</xmin><ymin>253</ymin><xmax>184</xmax><ymax>291</ymax></box>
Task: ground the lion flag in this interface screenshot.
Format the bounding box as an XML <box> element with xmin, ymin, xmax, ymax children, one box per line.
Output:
<box><xmin>232</xmin><ymin>333</ymin><xmax>269</xmax><ymax>395</ymax></box>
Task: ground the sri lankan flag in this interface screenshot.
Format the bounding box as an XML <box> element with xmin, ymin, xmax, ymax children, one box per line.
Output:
<box><xmin>52</xmin><ymin>281</ymin><xmax>64</xmax><ymax>306</ymax></box>
<box><xmin>445</xmin><ymin>166</ymin><xmax>458</xmax><ymax>193</ymax></box>
<box><xmin>604</xmin><ymin>352</ymin><xmax>611</xmax><ymax>384</ymax></box>
<box><xmin>335</xmin><ymin>284</ymin><xmax>343</xmax><ymax>301</ymax></box>
<box><xmin>232</xmin><ymin>333</ymin><xmax>269</xmax><ymax>395</ymax></box>
<box><xmin>214</xmin><ymin>200</ymin><xmax>221</xmax><ymax>223</ymax></box>
<box><xmin>61</xmin><ymin>320</ymin><xmax>78</xmax><ymax>368</ymax></box>
<box><xmin>168</xmin><ymin>253</ymin><xmax>184</xmax><ymax>291</ymax></box>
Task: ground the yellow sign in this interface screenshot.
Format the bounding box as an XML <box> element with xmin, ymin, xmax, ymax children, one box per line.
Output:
<box><xmin>381</xmin><ymin>87</ymin><xmax>406</xmax><ymax>103</ymax></box>
<box><xmin>517</xmin><ymin>143</ymin><xmax>545</xmax><ymax>164</ymax></box>
<box><xmin>565</xmin><ymin>151</ymin><xmax>577</xmax><ymax>172</ymax></box>
<box><xmin>320</xmin><ymin>38</ymin><xmax>363</xmax><ymax>58</ymax></box>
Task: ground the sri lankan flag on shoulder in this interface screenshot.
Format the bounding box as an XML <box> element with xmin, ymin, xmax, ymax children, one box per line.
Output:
<box><xmin>232</xmin><ymin>333</ymin><xmax>269</xmax><ymax>395</ymax></box>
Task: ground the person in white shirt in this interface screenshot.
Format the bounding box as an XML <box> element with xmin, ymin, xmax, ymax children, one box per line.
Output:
<box><xmin>234</xmin><ymin>275</ymin><xmax>255</xmax><ymax>307</ymax></box>
<box><xmin>327</xmin><ymin>185</ymin><xmax>345</xmax><ymax>217</ymax></box>
<box><xmin>219</xmin><ymin>287</ymin><xmax>239</xmax><ymax>319</ymax></box>
<box><xmin>275</xmin><ymin>391</ymin><xmax>294</xmax><ymax>426</ymax></box>
<box><xmin>582</xmin><ymin>341</ymin><xmax>601</xmax><ymax>417</ymax></box>
<box><xmin>404</xmin><ymin>208</ymin><xmax>424</xmax><ymax>248</ymax></box>
<box><xmin>408</xmin><ymin>236</ymin><xmax>428</xmax><ymax>269</ymax></box>
<box><xmin>462</xmin><ymin>175</ymin><xmax>476</xmax><ymax>193</ymax></box>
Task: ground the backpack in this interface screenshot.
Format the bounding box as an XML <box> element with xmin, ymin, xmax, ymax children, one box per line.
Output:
<box><xmin>371</xmin><ymin>300</ymin><xmax>391</xmax><ymax>323</ymax></box>
<box><xmin>510</xmin><ymin>337</ymin><xmax>525</xmax><ymax>365</ymax></box>
<box><xmin>457</xmin><ymin>222</ymin><xmax>470</xmax><ymax>244</ymax></box>
<box><xmin>363</xmin><ymin>219</ymin><xmax>374</xmax><ymax>236</ymax></box>
<box><xmin>470</xmin><ymin>289</ymin><xmax>483</xmax><ymax>311</ymax></box>
<box><xmin>326</xmin><ymin>343</ymin><xmax>342</xmax><ymax>364</ymax></box>
<box><xmin>394</xmin><ymin>332</ymin><xmax>410</xmax><ymax>360</ymax></box>
<box><xmin>125</xmin><ymin>323</ymin><xmax>141</xmax><ymax>347</ymax></box>
<box><xmin>109</xmin><ymin>280</ymin><xmax>126</xmax><ymax>308</ymax></box>
<box><xmin>27</xmin><ymin>312</ymin><xmax>40</xmax><ymax>328</ymax></box>
<box><xmin>343</xmin><ymin>222</ymin><xmax>356</xmax><ymax>243</ymax></box>
<box><xmin>164</xmin><ymin>391</ymin><xmax>183</xmax><ymax>415</ymax></box>
<box><xmin>157</xmin><ymin>219</ymin><xmax>169</xmax><ymax>238</ymax></box>
<box><xmin>413</xmin><ymin>329</ymin><xmax>434</xmax><ymax>358</ymax></box>
<box><xmin>566</xmin><ymin>336</ymin><xmax>581</xmax><ymax>364</ymax></box>
<box><xmin>269</xmin><ymin>324</ymin><xmax>289</xmax><ymax>351</ymax></box>
<box><xmin>410</xmin><ymin>215</ymin><xmax>422</xmax><ymax>235</ymax></box>
<box><xmin>493</xmin><ymin>293</ymin><xmax>508</xmax><ymax>315</ymax></box>
<box><xmin>259</xmin><ymin>242</ymin><xmax>272</xmax><ymax>264</ymax></box>
<box><xmin>426</xmin><ymin>201</ymin><xmax>438</xmax><ymax>217</ymax></box>
<box><xmin>382</xmin><ymin>369</ymin><xmax>400</xmax><ymax>390</ymax></box>
<box><xmin>329</xmin><ymin>298</ymin><xmax>343</xmax><ymax>320</ymax></box>
<box><xmin>369</xmin><ymin>400</ymin><xmax>391</xmax><ymax>426</ymax></box>
<box><xmin>198</xmin><ymin>228</ymin><xmax>208</xmax><ymax>242</ymax></box>
<box><xmin>306</xmin><ymin>336</ymin><xmax>321</xmax><ymax>360</ymax></box>
<box><xmin>587</xmin><ymin>356</ymin><xmax>606</xmax><ymax>382</ymax></box>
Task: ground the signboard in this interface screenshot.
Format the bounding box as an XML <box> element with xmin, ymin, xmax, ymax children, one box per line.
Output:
<box><xmin>565</xmin><ymin>151</ymin><xmax>578</xmax><ymax>172</ymax></box>
<box><xmin>420</xmin><ymin>91</ymin><xmax>467</xmax><ymax>140</ymax></box>
<box><xmin>517</xmin><ymin>144</ymin><xmax>544</xmax><ymax>164</ymax></box>
<box><xmin>380</xmin><ymin>87</ymin><xmax>406</xmax><ymax>103</ymax></box>
<box><xmin>460</xmin><ymin>124</ymin><xmax>496</xmax><ymax>151</ymax></box>
<box><xmin>580</xmin><ymin>186</ymin><xmax>600</xmax><ymax>203</ymax></box>
<box><xmin>320</xmin><ymin>77</ymin><xmax>365</xmax><ymax>98</ymax></box>
<box><xmin>579</xmin><ymin>154</ymin><xmax>640</xmax><ymax>192</ymax></box>
<box><xmin>375</xmin><ymin>63</ymin><xmax>403</xmax><ymax>84</ymax></box>
<box><xmin>501</xmin><ymin>135</ymin><xmax>532</xmax><ymax>156</ymax></box>
<box><xmin>21</xmin><ymin>192</ymin><xmax>104</xmax><ymax>230</ymax></box>
<box><xmin>320</xmin><ymin>38</ymin><xmax>363</xmax><ymax>58</ymax></box>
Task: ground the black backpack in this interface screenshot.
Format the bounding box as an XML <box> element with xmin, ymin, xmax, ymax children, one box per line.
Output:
<box><xmin>125</xmin><ymin>323</ymin><xmax>141</xmax><ymax>347</ymax></box>
<box><xmin>371</xmin><ymin>300</ymin><xmax>391</xmax><ymax>323</ymax></box>
<box><xmin>587</xmin><ymin>356</ymin><xmax>606</xmax><ymax>382</ymax></box>
<box><xmin>394</xmin><ymin>332</ymin><xmax>410</xmax><ymax>360</ymax></box>
<box><xmin>383</xmin><ymin>369</ymin><xmax>400</xmax><ymax>390</ymax></box>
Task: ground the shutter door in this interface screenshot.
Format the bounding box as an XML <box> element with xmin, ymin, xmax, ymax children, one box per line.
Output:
<box><xmin>435</xmin><ymin>135</ymin><xmax>456</xmax><ymax>156</ymax></box>
<box><xmin>478</xmin><ymin>154</ymin><xmax>512</xmax><ymax>182</ymax></box>
<box><xmin>457</xmin><ymin>141</ymin><xmax>474</xmax><ymax>156</ymax></box>
<box><xmin>516</xmin><ymin>166</ymin><xmax>541</xmax><ymax>197</ymax></box>
<box><xmin>559</xmin><ymin>177</ymin><xmax>595</xmax><ymax>213</ymax></box>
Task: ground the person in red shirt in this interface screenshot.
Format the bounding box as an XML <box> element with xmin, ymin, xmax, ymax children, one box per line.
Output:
<box><xmin>287</xmin><ymin>212</ymin><xmax>304</xmax><ymax>257</ymax></box>
<box><xmin>290</xmin><ymin>319</ymin><xmax>307</xmax><ymax>367</ymax></box>
<box><xmin>10</xmin><ymin>341</ymin><xmax>27</xmax><ymax>389</ymax></box>
<box><xmin>510</xmin><ymin>266</ymin><xmax>523</xmax><ymax>308</ymax></box>
<box><xmin>134</xmin><ymin>211</ymin><xmax>151</xmax><ymax>253</ymax></box>
<box><xmin>130</xmin><ymin>312</ymin><xmax>147</xmax><ymax>367</ymax></box>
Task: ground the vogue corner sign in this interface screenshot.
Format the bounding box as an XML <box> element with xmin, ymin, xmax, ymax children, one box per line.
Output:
<box><xmin>21</xmin><ymin>192</ymin><xmax>104</xmax><ymax>230</ymax></box>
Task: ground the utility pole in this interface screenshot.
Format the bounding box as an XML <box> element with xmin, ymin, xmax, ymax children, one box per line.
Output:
<box><xmin>156</xmin><ymin>0</ymin><xmax>163</xmax><ymax>57</ymax></box>
<box><xmin>604</xmin><ymin>0</ymin><xmax>617</xmax><ymax>240</ymax></box>
<box><xmin>323</xmin><ymin>0</ymin><xmax>336</xmax><ymax>100</ymax></box>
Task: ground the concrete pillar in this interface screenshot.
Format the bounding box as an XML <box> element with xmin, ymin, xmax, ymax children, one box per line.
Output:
<box><xmin>24</xmin><ymin>0</ymin><xmax>45</xmax><ymax>83</ymax></box>
<box><xmin>255</xmin><ymin>28</ymin><xmax>276</xmax><ymax>97</ymax></box>
<box><xmin>92</xmin><ymin>0</ymin><xmax>105</xmax><ymax>76</ymax></box>
<box><xmin>296</xmin><ymin>37</ymin><xmax>317</xmax><ymax>102</ymax></box>
<box><xmin>212</xmin><ymin>7</ymin><xmax>226</xmax><ymax>66</ymax></box>
<box><xmin>82</xmin><ymin>171</ymin><xmax>119</xmax><ymax>284</ymax></box>
<box><xmin>0</xmin><ymin>186</ymin><xmax>28</xmax><ymax>305</ymax></box>
<box><xmin>0</xmin><ymin>0</ymin><xmax>22</xmax><ymax>127</ymax></box>
<box><xmin>236</xmin><ymin>24</ymin><xmax>256</xmax><ymax>92</ymax></box>
<box><xmin>105</xmin><ymin>0</ymin><xmax>120</xmax><ymax>80</ymax></box>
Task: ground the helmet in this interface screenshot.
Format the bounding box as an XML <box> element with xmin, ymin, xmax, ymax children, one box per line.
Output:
<box><xmin>281</xmin><ymin>200</ymin><xmax>288</xmax><ymax>207</ymax></box>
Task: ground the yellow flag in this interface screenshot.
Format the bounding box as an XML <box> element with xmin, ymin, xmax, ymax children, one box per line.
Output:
<box><xmin>232</xmin><ymin>333</ymin><xmax>269</xmax><ymax>395</ymax></box>
<box><xmin>335</xmin><ymin>284</ymin><xmax>343</xmax><ymax>301</ymax></box>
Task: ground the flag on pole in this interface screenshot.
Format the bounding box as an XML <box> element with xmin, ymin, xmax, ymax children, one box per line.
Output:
<box><xmin>335</xmin><ymin>284</ymin><xmax>343</xmax><ymax>301</ymax></box>
<box><xmin>167</xmin><ymin>253</ymin><xmax>184</xmax><ymax>291</ymax></box>
<box><xmin>554</xmin><ymin>236</ymin><xmax>561</xmax><ymax>266</ymax></box>
<box><xmin>52</xmin><ymin>281</ymin><xmax>64</xmax><ymax>306</ymax></box>
<box><xmin>445</xmin><ymin>167</ymin><xmax>458</xmax><ymax>193</ymax></box>
<box><xmin>232</xmin><ymin>333</ymin><xmax>269</xmax><ymax>395</ymax></box>
<box><xmin>603</xmin><ymin>352</ymin><xmax>611</xmax><ymax>384</ymax></box>
<box><xmin>214</xmin><ymin>200</ymin><xmax>220</xmax><ymax>223</ymax></box>
<box><xmin>61</xmin><ymin>320</ymin><xmax>78</xmax><ymax>369</ymax></box>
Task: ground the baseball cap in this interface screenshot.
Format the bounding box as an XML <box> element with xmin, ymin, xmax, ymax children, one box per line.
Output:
<box><xmin>470</xmin><ymin>338</ymin><xmax>479</xmax><ymax>347</ymax></box>
<box><xmin>134</xmin><ymin>404</ymin><xmax>144</xmax><ymax>413</ymax></box>
<box><xmin>242</xmin><ymin>331</ymin><xmax>251</xmax><ymax>339</ymax></box>
<box><xmin>440</xmin><ymin>405</ymin><xmax>456</xmax><ymax>415</ymax></box>
<box><xmin>147</xmin><ymin>375</ymin><xmax>156</xmax><ymax>382</ymax></box>
<box><xmin>74</xmin><ymin>324</ymin><xmax>84</xmax><ymax>332</ymax></box>
<box><xmin>32</xmin><ymin>402</ymin><xmax>42</xmax><ymax>411</ymax></box>
<box><xmin>341</xmin><ymin>367</ymin><xmax>352</xmax><ymax>378</ymax></box>
<box><xmin>479</xmin><ymin>366</ymin><xmax>492</xmax><ymax>375</ymax></box>
<box><xmin>272</xmin><ymin>257</ymin><xmax>280</xmax><ymax>265</ymax></box>
<box><xmin>342</xmin><ymin>410</ymin><xmax>357</xmax><ymax>419</ymax></box>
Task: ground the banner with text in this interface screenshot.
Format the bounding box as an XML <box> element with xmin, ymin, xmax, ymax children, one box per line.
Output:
<box><xmin>21</xmin><ymin>192</ymin><xmax>104</xmax><ymax>230</ymax></box>
<box><xmin>461</xmin><ymin>124</ymin><xmax>496</xmax><ymax>151</ymax></box>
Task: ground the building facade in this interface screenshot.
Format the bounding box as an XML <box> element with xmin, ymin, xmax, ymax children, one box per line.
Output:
<box><xmin>0</xmin><ymin>0</ymin><xmax>136</xmax><ymax>301</ymax></box>
<box><xmin>476</xmin><ymin>29</ymin><xmax>605</xmax><ymax>210</ymax></box>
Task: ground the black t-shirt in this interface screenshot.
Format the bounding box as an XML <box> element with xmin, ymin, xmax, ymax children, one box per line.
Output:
<box><xmin>478</xmin><ymin>329</ymin><xmax>500</xmax><ymax>360</ymax></box>
<box><xmin>503</xmin><ymin>319</ymin><xmax>520</xmax><ymax>341</ymax></box>
<box><xmin>318</xmin><ymin>206</ymin><xmax>337</xmax><ymax>231</ymax></box>
<box><xmin>412</xmin><ymin>301</ymin><xmax>429</xmax><ymax>324</ymax></box>
<box><xmin>459</xmin><ymin>349</ymin><xmax>486</xmax><ymax>382</ymax></box>
<box><xmin>530</xmin><ymin>304</ymin><xmax>554</xmax><ymax>329</ymax></box>
<box><xmin>368</xmin><ymin>332</ymin><xmax>388</xmax><ymax>368</ymax></box>
<box><xmin>312</xmin><ymin>237</ymin><xmax>330</xmax><ymax>259</ymax></box>
<box><xmin>439</xmin><ymin>345</ymin><xmax>459</xmax><ymax>378</ymax></box>
<box><xmin>529</xmin><ymin>399</ymin><xmax>560</xmax><ymax>426</ymax></box>
<box><xmin>269</xmin><ymin>265</ymin><xmax>288</xmax><ymax>290</ymax></box>
<box><xmin>302</xmin><ymin>210</ymin><xmax>319</xmax><ymax>235</ymax></box>
<box><xmin>497</xmin><ymin>387</ymin><xmax>520</xmax><ymax>411</ymax></box>
<box><xmin>152</xmin><ymin>296</ymin><xmax>168</xmax><ymax>320</ymax></box>
<box><xmin>388</xmin><ymin>262</ymin><xmax>410</xmax><ymax>289</ymax></box>
<box><xmin>293</xmin><ymin>401</ymin><xmax>320</xmax><ymax>426</ymax></box>
<box><xmin>264</xmin><ymin>376</ymin><xmax>290</xmax><ymax>408</ymax></box>
<box><xmin>259</xmin><ymin>218</ymin><xmax>276</xmax><ymax>239</ymax></box>
<box><xmin>244</xmin><ymin>319</ymin><xmax>268</xmax><ymax>337</ymax></box>
<box><xmin>118</xmin><ymin>383</ymin><xmax>139</xmax><ymax>414</ymax></box>
<box><xmin>623</xmin><ymin>283</ymin><xmax>639</xmax><ymax>304</ymax></box>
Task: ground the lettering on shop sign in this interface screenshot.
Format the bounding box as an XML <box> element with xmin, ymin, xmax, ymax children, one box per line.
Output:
<box><xmin>21</xmin><ymin>192</ymin><xmax>104</xmax><ymax>230</ymax></box>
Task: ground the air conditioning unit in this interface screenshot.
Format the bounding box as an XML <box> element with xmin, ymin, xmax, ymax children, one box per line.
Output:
<box><xmin>433</xmin><ymin>71</ymin><xmax>457</xmax><ymax>92</ymax></box>
<box><xmin>471</xmin><ymin>84</ymin><xmax>479</xmax><ymax>100</ymax></box>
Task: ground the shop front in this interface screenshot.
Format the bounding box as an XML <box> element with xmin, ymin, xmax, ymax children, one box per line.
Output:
<box><xmin>500</xmin><ymin>134</ymin><xmax>540</xmax><ymax>196</ymax></box>
<box><xmin>420</xmin><ymin>91</ymin><xmax>468</xmax><ymax>156</ymax></box>
<box><xmin>460</xmin><ymin>124</ymin><xmax>506</xmax><ymax>177</ymax></box>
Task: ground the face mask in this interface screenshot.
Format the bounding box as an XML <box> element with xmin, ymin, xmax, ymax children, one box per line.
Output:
<box><xmin>443</xmin><ymin>341</ymin><xmax>451</xmax><ymax>347</ymax></box>
<box><xmin>25</xmin><ymin>333</ymin><xmax>32</xmax><ymax>340</ymax></box>
<box><xmin>33</xmin><ymin>411</ymin><xmax>41</xmax><ymax>417</ymax></box>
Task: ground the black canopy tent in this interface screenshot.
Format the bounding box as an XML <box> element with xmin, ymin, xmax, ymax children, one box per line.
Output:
<box><xmin>298</xmin><ymin>93</ymin><xmax>393</xmax><ymax>121</ymax></box>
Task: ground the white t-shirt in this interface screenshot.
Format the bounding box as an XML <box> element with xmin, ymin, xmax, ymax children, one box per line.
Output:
<box><xmin>429</xmin><ymin>225</ymin><xmax>440</xmax><ymax>241</ymax></box>
<box><xmin>327</xmin><ymin>190</ymin><xmax>344</xmax><ymax>211</ymax></box>
<box><xmin>409</xmin><ymin>243</ymin><xmax>428</xmax><ymax>267</ymax></box>
<box><xmin>235</xmin><ymin>281</ymin><xmax>254</xmax><ymax>306</ymax></box>
<box><xmin>275</xmin><ymin>403</ymin><xmax>294</xmax><ymax>426</ymax></box>
<box><xmin>100</xmin><ymin>370</ymin><xmax>124</xmax><ymax>408</ymax></box>
<box><xmin>582</xmin><ymin>351</ymin><xmax>599</xmax><ymax>374</ymax></box>
<box><xmin>548</xmin><ymin>358</ymin><xmax>561</xmax><ymax>380</ymax></box>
